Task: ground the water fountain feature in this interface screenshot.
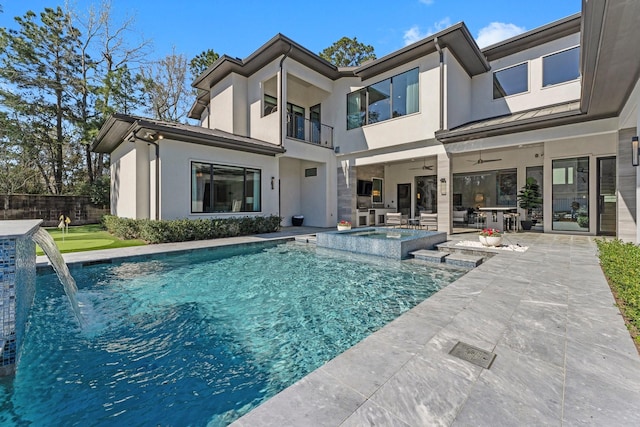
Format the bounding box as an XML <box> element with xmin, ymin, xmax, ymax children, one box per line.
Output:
<box><xmin>31</xmin><ymin>228</ymin><xmax>85</xmax><ymax>328</ymax></box>
<box><xmin>0</xmin><ymin>220</ymin><xmax>84</xmax><ymax>376</ymax></box>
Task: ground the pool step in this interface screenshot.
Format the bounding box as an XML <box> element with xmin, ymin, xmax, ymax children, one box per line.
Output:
<box><xmin>444</xmin><ymin>253</ymin><xmax>483</xmax><ymax>268</ymax></box>
<box><xmin>410</xmin><ymin>249</ymin><xmax>483</xmax><ymax>268</ymax></box>
<box><xmin>410</xmin><ymin>249</ymin><xmax>449</xmax><ymax>263</ymax></box>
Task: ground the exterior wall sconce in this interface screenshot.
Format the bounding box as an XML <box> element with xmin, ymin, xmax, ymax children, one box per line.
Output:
<box><xmin>440</xmin><ymin>177</ymin><xmax>447</xmax><ymax>195</ymax></box>
<box><xmin>633</xmin><ymin>136</ymin><xmax>639</xmax><ymax>167</ymax></box>
<box><xmin>271</xmin><ymin>176</ymin><xmax>275</xmax><ymax>190</ymax></box>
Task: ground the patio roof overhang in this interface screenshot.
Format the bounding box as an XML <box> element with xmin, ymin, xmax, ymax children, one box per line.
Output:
<box><xmin>91</xmin><ymin>114</ymin><xmax>285</xmax><ymax>157</ymax></box>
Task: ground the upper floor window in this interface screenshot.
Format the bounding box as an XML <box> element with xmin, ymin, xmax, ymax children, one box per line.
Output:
<box><xmin>543</xmin><ymin>46</ymin><xmax>580</xmax><ymax>87</ymax></box>
<box><xmin>493</xmin><ymin>62</ymin><xmax>528</xmax><ymax>99</ymax></box>
<box><xmin>264</xmin><ymin>94</ymin><xmax>277</xmax><ymax>116</ymax></box>
<box><xmin>347</xmin><ymin>68</ymin><xmax>419</xmax><ymax>130</ymax></box>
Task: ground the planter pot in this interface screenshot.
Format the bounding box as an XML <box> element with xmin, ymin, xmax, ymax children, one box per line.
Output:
<box><xmin>479</xmin><ymin>235</ymin><xmax>502</xmax><ymax>247</ymax></box>
<box><xmin>337</xmin><ymin>224</ymin><xmax>351</xmax><ymax>231</ymax></box>
<box><xmin>292</xmin><ymin>215</ymin><xmax>304</xmax><ymax>226</ymax></box>
<box><xmin>520</xmin><ymin>220</ymin><xmax>533</xmax><ymax>230</ymax></box>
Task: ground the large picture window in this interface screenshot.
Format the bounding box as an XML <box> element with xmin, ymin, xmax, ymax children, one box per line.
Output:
<box><xmin>346</xmin><ymin>68</ymin><xmax>419</xmax><ymax>130</ymax></box>
<box><xmin>453</xmin><ymin>169</ymin><xmax>517</xmax><ymax>209</ymax></box>
<box><xmin>493</xmin><ymin>63</ymin><xmax>528</xmax><ymax>99</ymax></box>
<box><xmin>543</xmin><ymin>46</ymin><xmax>580</xmax><ymax>87</ymax></box>
<box><xmin>191</xmin><ymin>162</ymin><xmax>261</xmax><ymax>213</ymax></box>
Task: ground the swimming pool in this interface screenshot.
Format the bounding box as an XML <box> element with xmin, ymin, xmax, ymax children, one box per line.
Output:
<box><xmin>0</xmin><ymin>240</ymin><xmax>466</xmax><ymax>426</ymax></box>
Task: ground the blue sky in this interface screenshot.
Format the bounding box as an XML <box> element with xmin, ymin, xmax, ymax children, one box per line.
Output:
<box><xmin>2</xmin><ymin>1</ymin><xmax>581</xmax><ymax>63</ymax></box>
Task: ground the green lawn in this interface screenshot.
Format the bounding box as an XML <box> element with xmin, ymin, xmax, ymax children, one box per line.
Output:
<box><xmin>36</xmin><ymin>224</ymin><xmax>147</xmax><ymax>255</ymax></box>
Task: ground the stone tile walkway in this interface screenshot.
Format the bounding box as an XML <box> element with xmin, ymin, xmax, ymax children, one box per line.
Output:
<box><xmin>231</xmin><ymin>232</ymin><xmax>640</xmax><ymax>426</ymax></box>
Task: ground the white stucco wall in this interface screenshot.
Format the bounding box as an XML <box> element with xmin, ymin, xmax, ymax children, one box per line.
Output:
<box><xmin>472</xmin><ymin>33</ymin><xmax>581</xmax><ymax>121</ymax></box>
<box><xmin>445</xmin><ymin>48</ymin><xmax>472</xmax><ymax>130</ymax></box>
<box><xmin>279</xmin><ymin>142</ymin><xmax>338</xmax><ymax>227</ymax></box>
<box><xmin>247</xmin><ymin>59</ymin><xmax>281</xmax><ymax>143</ymax></box>
<box><xmin>156</xmin><ymin>139</ymin><xmax>280</xmax><ymax>220</ymax></box>
<box><xmin>110</xmin><ymin>141</ymin><xmax>139</xmax><ymax>219</ymax></box>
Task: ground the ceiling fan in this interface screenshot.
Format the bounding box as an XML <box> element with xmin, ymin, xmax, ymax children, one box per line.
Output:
<box><xmin>409</xmin><ymin>158</ymin><xmax>433</xmax><ymax>170</ymax></box>
<box><xmin>468</xmin><ymin>151</ymin><xmax>502</xmax><ymax>165</ymax></box>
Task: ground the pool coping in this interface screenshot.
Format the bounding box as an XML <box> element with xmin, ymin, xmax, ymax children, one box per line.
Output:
<box><xmin>37</xmin><ymin>228</ymin><xmax>640</xmax><ymax>425</ymax></box>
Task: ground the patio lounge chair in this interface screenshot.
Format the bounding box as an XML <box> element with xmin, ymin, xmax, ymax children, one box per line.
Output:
<box><xmin>386</xmin><ymin>212</ymin><xmax>402</xmax><ymax>228</ymax></box>
<box><xmin>419</xmin><ymin>213</ymin><xmax>438</xmax><ymax>230</ymax></box>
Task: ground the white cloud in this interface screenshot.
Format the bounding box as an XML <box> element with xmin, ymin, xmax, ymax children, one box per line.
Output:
<box><xmin>403</xmin><ymin>18</ymin><xmax>452</xmax><ymax>46</ymax></box>
<box><xmin>476</xmin><ymin>22</ymin><xmax>526</xmax><ymax>48</ymax></box>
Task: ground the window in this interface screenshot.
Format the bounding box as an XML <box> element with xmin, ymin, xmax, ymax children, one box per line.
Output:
<box><xmin>543</xmin><ymin>46</ymin><xmax>580</xmax><ymax>87</ymax></box>
<box><xmin>347</xmin><ymin>89</ymin><xmax>366</xmax><ymax>130</ymax></box>
<box><xmin>264</xmin><ymin>94</ymin><xmax>277</xmax><ymax>116</ymax></box>
<box><xmin>552</xmin><ymin>157</ymin><xmax>588</xmax><ymax>231</ymax></box>
<box><xmin>493</xmin><ymin>63</ymin><xmax>528</xmax><ymax>99</ymax></box>
<box><xmin>372</xmin><ymin>177</ymin><xmax>383</xmax><ymax>203</ymax></box>
<box><xmin>453</xmin><ymin>169</ymin><xmax>517</xmax><ymax>209</ymax></box>
<box><xmin>310</xmin><ymin>104</ymin><xmax>321</xmax><ymax>143</ymax></box>
<box><xmin>346</xmin><ymin>68</ymin><xmax>419</xmax><ymax>129</ymax></box>
<box><xmin>368</xmin><ymin>80</ymin><xmax>391</xmax><ymax>123</ymax></box>
<box><xmin>191</xmin><ymin>162</ymin><xmax>261</xmax><ymax>213</ymax></box>
<box><xmin>287</xmin><ymin>103</ymin><xmax>305</xmax><ymax>140</ymax></box>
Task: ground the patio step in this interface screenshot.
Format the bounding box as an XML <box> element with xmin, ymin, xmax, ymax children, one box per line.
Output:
<box><xmin>409</xmin><ymin>249</ymin><xmax>449</xmax><ymax>263</ymax></box>
<box><xmin>444</xmin><ymin>253</ymin><xmax>484</xmax><ymax>268</ymax></box>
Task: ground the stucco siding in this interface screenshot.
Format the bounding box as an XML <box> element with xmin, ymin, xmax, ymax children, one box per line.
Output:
<box><xmin>158</xmin><ymin>139</ymin><xmax>279</xmax><ymax>220</ymax></box>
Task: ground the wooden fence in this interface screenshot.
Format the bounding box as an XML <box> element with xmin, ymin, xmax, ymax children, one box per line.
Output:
<box><xmin>0</xmin><ymin>194</ymin><xmax>109</xmax><ymax>227</ymax></box>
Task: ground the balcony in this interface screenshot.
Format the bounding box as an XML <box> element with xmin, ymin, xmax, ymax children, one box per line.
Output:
<box><xmin>286</xmin><ymin>113</ymin><xmax>333</xmax><ymax>149</ymax></box>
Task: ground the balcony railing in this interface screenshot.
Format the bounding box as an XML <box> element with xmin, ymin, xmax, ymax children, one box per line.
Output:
<box><xmin>286</xmin><ymin>113</ymin><xmax>333</xmax><ymax>149</ymax></box>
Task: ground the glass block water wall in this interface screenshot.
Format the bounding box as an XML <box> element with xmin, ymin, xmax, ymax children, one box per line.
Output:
<box><xmin>0</xmin><ymin>220</ymin><xmax>41</xmax><ymax>376</ymax></box>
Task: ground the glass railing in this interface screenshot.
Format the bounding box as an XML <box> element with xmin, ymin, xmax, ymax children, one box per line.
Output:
<box><xmin>286</xmin><ymin>113</ymin><xmax>333</xmax><ymax>148</ymax></box>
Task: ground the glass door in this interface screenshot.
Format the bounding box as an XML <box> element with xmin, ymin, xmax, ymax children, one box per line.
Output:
<box><xmin>597</xmin><ymin>157</ymin><xmax>616</xmax><ymax>235</ymax></box>
<box><xmin>397</xmin><ymin>183</ymin><xmax>411</xmax><ymax>217</ymax></box>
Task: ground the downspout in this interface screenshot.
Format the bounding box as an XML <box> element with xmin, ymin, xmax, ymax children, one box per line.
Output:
<box><xmin>277</xmin><ymin>44</ymin><xmax>292</xmax><ymax>224</ymax></box>
<box><xmin>434</xmin><ymin>37</ymin><xmax>444</xmax><ymax>131</ymax></box>
<box><xmin>133</xmin><ymin>129</ymin><xmax>160</xmax><ymax>221</ymax></box>
<box><xmin>434</xmin><ymin>37</ymin><xmax>449</xmax><ymax>235</ymax></box>
<box><xmin>278</xmin><ymin>44</ymin><xmax>293</xmax><ymax>147</ymax></box>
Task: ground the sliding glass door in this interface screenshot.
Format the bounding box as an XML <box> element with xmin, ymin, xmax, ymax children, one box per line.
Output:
<box><xmin>552</xmin><ymin>157</ymin><xmax>589</xmax><ymax>231</ymax></box>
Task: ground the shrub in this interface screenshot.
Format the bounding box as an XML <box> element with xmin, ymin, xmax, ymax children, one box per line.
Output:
<box><xmin>102</xmin><ymin>215</ymin><xmax>282</xmax><ymax>244</ymax></box>
<box><xmin>596</xmin><ymin>239</ymin><xmax>640</xmax><ymax>344</ymax></box>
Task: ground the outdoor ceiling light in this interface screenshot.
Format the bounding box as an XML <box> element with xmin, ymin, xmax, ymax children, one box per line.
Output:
<box><xmin>633</xmin><ymin>136</ymin><xmax>639</xmax><ymax>167</ymax></box>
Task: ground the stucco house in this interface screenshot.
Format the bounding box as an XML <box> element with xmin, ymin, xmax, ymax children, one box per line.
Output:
<box><xmin>92</xmin><ymin>0</ymin><xmax>640</xmax><ymax>243</ymax></box>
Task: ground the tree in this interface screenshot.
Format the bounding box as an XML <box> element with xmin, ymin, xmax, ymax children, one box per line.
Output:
<box><xmin>190</xmin><ymin>49</ymin><xmax>219</xmax><ymax>78</ymax></box>
<box><xmin>319</xmin><ymin>37</ymin><xmax>376</xmax><ymax>67</ymax></box>
<box><xmin>140</xmin><ymin>48</ymin><xmax>192</xmax><ymax>122</ymax></box>
<box><xmin>72</xmin><ymin>0</ymin><xmax>150</xmax><ymax>184</ymax></box>
<box><xmin>0</xmin><ymin>7</ymin><xmax>83</xmax><ymax>194</ymax></box>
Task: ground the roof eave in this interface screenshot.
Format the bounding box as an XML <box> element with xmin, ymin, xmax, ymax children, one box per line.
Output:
<box><xmin>436</xmin><ymin>110</ymin><xmax>585</xmax><ymax>143</ymax></box>
<box><xmin>355</xmin><ymin>23</ymin><xmax>490</xmax><ymax>80</ymax></box>
<box><xmin>482</xmin><ymin>13</ymin><xmax>582</xmax><ymax>61</ymax></box>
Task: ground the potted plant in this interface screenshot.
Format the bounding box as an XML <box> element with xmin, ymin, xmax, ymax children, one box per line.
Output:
<box><xmin>517</xmin><ymin>177</ymin><xmax>542</xmax><ymax>231</ymax></box>
<box><xmin>479</xmin><ymin>228</ymin><xmax>502</xmax><ymax>246</ymax></box>
<box><xmin>337</xmin><ymin>220</ymin><xmax>352</xmax><ymax>231</ymax></box>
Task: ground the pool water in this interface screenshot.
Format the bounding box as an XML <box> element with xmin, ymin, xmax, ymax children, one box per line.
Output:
<box><xmin>0</xmin><ymin>241</ymin><xmax>465</xmax><ymax>426</ymax></box>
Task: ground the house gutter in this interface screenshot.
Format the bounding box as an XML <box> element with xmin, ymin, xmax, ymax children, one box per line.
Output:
<box><xmin>434</xmin><ymin>37</ymin><xmax>445</xmax><ymax>131</ymax></box>
<box><xmin>279</xmin><ymin>44</ymin><xmax>293</xmax><ymax>146</ymax></box>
